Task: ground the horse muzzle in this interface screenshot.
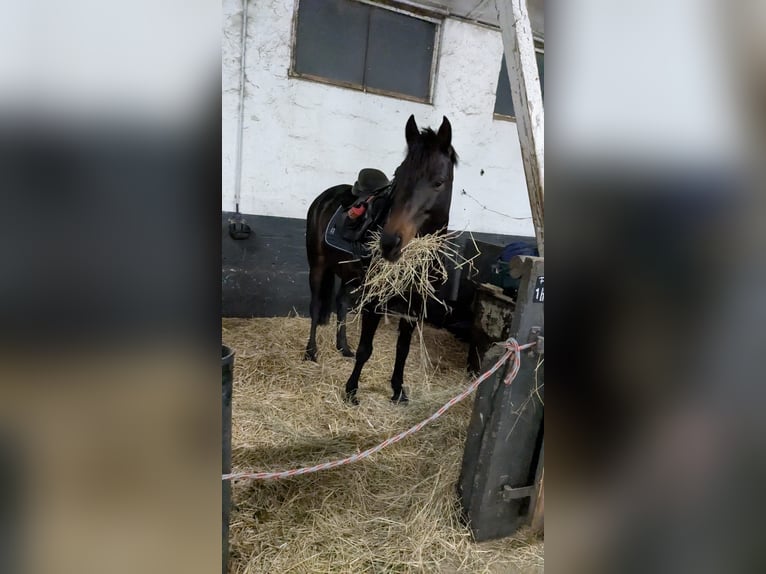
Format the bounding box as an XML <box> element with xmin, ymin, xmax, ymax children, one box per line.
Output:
<box><xmin>381</xmin><ymin>210</ymin><xmax>417</xmax><ymax>262</ymax></box>
<box><xmin>380</xmin><ymin>231</ymin><xmax>402</xmax><ymax>262</ymax></box>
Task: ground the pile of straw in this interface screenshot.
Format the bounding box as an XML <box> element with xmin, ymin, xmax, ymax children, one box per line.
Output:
<box><xmin>224</xmin><ymin>316</ymin><xmax>543</xmax><ymax>574</ymax></box>
<box><xmin>352</xmin><ymin>230</ymin><xmax>478</xmax><ymax>320</ymax></box>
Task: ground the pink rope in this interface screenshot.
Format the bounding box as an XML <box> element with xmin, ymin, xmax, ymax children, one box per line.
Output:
<box><xmin>223</xmin><ymin>338</ymin><xmax>535</xmax><ymax>481</ymax></box>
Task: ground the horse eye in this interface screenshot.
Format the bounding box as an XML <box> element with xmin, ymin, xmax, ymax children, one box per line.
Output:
<box><xmin>434</xmin><ymin>180</ymin><xmax>444</xmax><ymax>189</ymax></box>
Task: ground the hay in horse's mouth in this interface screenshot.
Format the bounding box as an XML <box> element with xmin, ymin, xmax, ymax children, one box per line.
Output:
<box><xmin>351</xmin><ymin>229</ymin><xmax>478</xmax><ymax>321</ymax></box>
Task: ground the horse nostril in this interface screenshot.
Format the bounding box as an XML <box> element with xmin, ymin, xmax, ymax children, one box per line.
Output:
<box><xmin>381</xmin><ymin>232</ymin><xmax>402</xmax><ymax>253</ymax></box>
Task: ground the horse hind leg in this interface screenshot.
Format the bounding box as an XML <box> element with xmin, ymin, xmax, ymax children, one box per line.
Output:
<box><xmin>335</xmin><ymin>282</ymin><xmax>354</xmax><ymax>357</ymax></box>
<box><xmin>304</xmin><ymin>278</ymin><xmax>320</xmax><ymax>361</ymax></box>
<box><xmin>304</xmin><ymin>264</ymin><xmax>333</xmax><ymax>361</ymax></box>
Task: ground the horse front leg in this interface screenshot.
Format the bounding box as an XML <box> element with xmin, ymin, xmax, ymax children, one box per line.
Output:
<box><xmin>390</xmin><ymin>318</ymin><xmax>414</xmax><ymax>403</ymax></box>
<box><xmin>335</xmin><ymin>282</ymin><xmax>354</xmax><ymax>357</ymax></box>
<box><xmin>344</xmin><ymin>307</ymin><xmax>381</xmax><ymax>405</ymax></box>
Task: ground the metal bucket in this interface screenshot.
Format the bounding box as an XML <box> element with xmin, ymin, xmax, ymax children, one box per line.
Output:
<box><xmin>222</xmin><ymin>345</ymin><xmax>234</xmax><ymax>573</ymax></box>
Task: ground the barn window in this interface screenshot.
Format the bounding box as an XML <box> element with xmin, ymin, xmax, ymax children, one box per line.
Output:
<box><xmin>494</xmin><ymin>46</ymin><xmax>544</xmax><ymax>120</ymax></box>
<box><xmin>291</xmin><ymin>0</ymin><xmax>440</xmax><ymax>103</ymax></box>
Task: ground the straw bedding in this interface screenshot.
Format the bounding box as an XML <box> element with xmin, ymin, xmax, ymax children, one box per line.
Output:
<box><xmin>224</xmin><ymin>316</ymin><xmax>543</xmax><ymax>574</ymax></box>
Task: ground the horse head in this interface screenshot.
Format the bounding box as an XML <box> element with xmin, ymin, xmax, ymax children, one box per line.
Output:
<box><xmin>380</xmin><ymin>115</ymin><xmax>458</xmax><ymax>262</ymax></box>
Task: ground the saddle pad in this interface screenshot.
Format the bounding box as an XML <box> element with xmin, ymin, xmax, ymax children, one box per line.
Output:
<box><xmin>324</xmin><ymin>205</ymin><xmax>358</xmax><ymax>257</ymax></box>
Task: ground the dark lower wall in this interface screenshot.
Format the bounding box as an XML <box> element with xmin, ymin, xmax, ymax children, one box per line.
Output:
<box><xmin>222</xmin><ymin>213</ymin><xmax>308</xmax><ymax>317</ymax></box>
<box><xmin>222</xmin><ymin>211</ymin><xmax>534</xmax><ymax>321</ymax></box>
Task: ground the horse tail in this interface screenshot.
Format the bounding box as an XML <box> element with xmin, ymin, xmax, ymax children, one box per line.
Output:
<box><xmin>317</xmin><ymin>268</ymin><xmax>335</xmax><ymax>325</ymax></box>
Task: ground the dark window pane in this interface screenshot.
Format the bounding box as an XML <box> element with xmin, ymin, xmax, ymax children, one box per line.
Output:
<box><xmin>494</xmin><ymin>57</ymin><xmax>515</xmax><ymax>117</ymax></box>
<box><xmin>365</xmin><ymin>7</ymin><xmax>435</xmax><ymax>100</ymax></box>
<box><xmin>494</xmin><ymin>51</ymin><xmax>544</xmax><ymax>117</ymax></box>
<box><xmin>536</xmin><ymin>51</ymin><xmax>544</xmax><ymax>98</ymax></box>
<box><xmin>294</xmin><ymin>0</ymin><xmax>370</xmax><ymax>86</ymax></box>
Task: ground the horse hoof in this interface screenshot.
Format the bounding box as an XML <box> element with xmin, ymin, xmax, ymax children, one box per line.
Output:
<box><xmin>303</xmin><ymin>350</ymin><xmax>317</xmax><ymax>362</ymax></box>
<box><xmin>391</xmin><ymin>391</ymin><xmax>409</xmax><ymax>405</ymax></box>
<box><xmin>345</xmin><ymin>390</ymin><xmax>360</xmax><ymax>406</ymax></box>
<box><xmin>339</xmin><ymin>347</ymin><xmax>355</xmax><ymax>358</ymax></box>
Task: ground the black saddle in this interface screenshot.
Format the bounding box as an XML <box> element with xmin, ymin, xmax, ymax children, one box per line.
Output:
<box><xmin>352</xmin><ymin>168</ymin><xmax>390</xmax><ymax>197</ymax></box>
<box><xmin>325</xmin><ymin>168</ymin><xmax>393</xmax><ymax>259</ymax></box>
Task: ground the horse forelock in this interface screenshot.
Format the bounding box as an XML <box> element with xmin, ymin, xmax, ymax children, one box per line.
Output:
<box><xmin>393</xmin><ymin>128</ymin><xmax>458</xmax><ymax>194</ymax></box>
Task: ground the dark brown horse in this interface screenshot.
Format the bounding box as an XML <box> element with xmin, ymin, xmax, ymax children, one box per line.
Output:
<box><xmin>305</xmin><ymin>115</ymin><xmax>457</xmax><ymax>405</ymax></box>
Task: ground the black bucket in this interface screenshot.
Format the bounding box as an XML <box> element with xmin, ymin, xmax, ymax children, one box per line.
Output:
<box><xmin>0</xmin><ymin>433</ymin><xmax>21</xmax><ymax>574</ymax></box>
<box><xmin>222</xmin><ymin>345</ymin><xmax>234</xmax><ymax>574</ymax></box>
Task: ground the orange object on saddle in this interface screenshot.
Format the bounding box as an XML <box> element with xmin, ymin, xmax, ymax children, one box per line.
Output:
<box><xmin>348</xmin><ymin>204</ymin><xmax>366</xmax><ymax>219</ymax></box>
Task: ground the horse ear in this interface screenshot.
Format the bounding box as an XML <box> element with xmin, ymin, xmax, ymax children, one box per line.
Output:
<box><xmin>437</xmin><ymin>116</ymin><xmax>452</xmax><ymax>150</ymax></box>
<box><xmin>405</xmin><ymin>115</ymin><xmax>419</xmax><ymax>147</ymax></box>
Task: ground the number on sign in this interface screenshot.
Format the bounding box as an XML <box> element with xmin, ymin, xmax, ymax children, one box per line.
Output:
<box><xmin>533</xmin><ymin>276</ymin><xmax>544</xmax><ymax>303</ymax></box>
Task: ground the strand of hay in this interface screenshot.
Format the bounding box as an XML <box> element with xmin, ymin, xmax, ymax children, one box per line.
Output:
<box><xmin>223</xmin><ymin>317</ymin><xmax>544</xmax><ymax>574</ymax></box>
<box><xmin>351</xmin><ymin>229</ymin><xmax>479</xmax><ymax>321</ymax></box>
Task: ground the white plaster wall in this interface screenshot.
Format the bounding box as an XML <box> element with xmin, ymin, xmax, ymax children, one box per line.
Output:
<box><xmin>222</xmin><ymin>0</ymin><xmax>243</xmax><ymax>210</ymax></box>
<box><xmin>224</xmin><ymin>0</ymin><xmax>535</xmax><ymax>237</ymax></box>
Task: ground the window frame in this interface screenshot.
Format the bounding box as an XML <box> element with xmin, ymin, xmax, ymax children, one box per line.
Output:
<box><xmin>493</xmin><ymin>39</ymin><xmax>544</xmax><ymax>123</ymax></box>
<box><xmin>288</xmin><ymin>0</ymin><xmax>442</xmax><ymax>105</ymax></box>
